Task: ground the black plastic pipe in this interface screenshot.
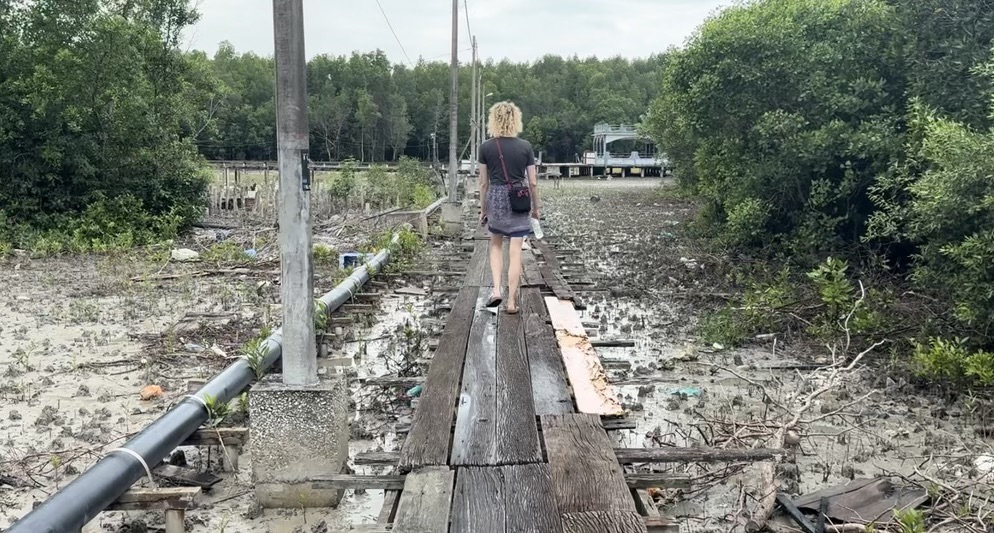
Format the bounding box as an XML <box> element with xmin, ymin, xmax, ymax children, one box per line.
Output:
<box><xmin>7</xmin><ymin>236</ymin><xmax>398</xmax><ymax>533</ymax></box>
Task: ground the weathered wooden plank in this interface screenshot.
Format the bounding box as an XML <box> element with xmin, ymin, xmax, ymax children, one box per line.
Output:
<box><xmin>451</xmin><ymin>289</ymin><xmax>498</xmax><ymax>466</ymax></box>
<box><xmin>400</xmin><ymin>286</ymin><xmax>479</xmax><ymax>469</ymax></box>
<box><xmin>182</xmin><ymin>427</ymin><xmax>248</xmax><ymax>447</ymax></box>
<box><xmin>378</xmin><ymin>489</ymin><xmax>401</xmax><ymax>524</ymax></box>
<box><xmin>522</xmin><ymin>248</ymin><xmax>544</xmax><ymax>288</ymax></box>
<box><xmin>450</xmin><ymin>467</ymin><xmax>504</xmax><ymax>532</ymax></box>
<box><xmin>115</xmin><ymin>487</ymin><xmax>201</xmax><ymax>504</ymax></box>
<box><xmin>561</xmin><ymin>511</ymin><xmax>648</xmax><ymax>533</ymax></box>
<box><xmin>356</xmin><ymin>451</ymin><xmax>402</xmax><ymax>466</ymax></box>
<box><xmin>542</xmin><ymin>414</ymin><xmax>636</xmax><ymax>514</ymax></box>
<box><xmin>394</xmin><ymin>414</ymin><xmax>632</xmax><ymax>435</ymax></box>
<box><xmin>392</xmin><ymin>467</ymin><xmax>455</xmax><ymax>533</ymax></box>
<box><xmin>463</xmin><ymin>241</ymin><xmax>488</xmax><ymax>287</ymax></box>
<box><xmin>153</xmin><ymin>464</ymin><xmax>221</xmax><ymax>489</ymax></box>
<box><xmin>614</xmin><ymin>447</ymin><xmax>785</xmax><ymax>464</ymax></box>
<box><xmin>643</xmin><ymin>517</ymin><xmax>680</xmax><ymax>533</ymax></box>
<box><xmin>535</xmin><ymin>240</ymin><xmax>585</xmax><ymax>310</ymax></box>
<box><xmin>545</xmin><ymin>297</ymin><xmax>623</xmax><ymax>416</ymax></box>
<box><xmin>308</xmin><ymin>474</ymin><xmax>406</xmax><ymax>490</ymax></box>
<box><xmin>362</xmin><ymin>447</ymin><xmax>756</xmax><ymax>468</ymax></box>
<box><xmin>450</xmin><ymin>465</ymin><xmax>563</xmax><ymax>533</ymax></box>
<box><xmin>495</xmin><ymin>311</ymin><xmax>542</xmax><ymax>464</ymax></box>
<box><xmin>503</xmin><ymin>464</ymin><xmax>565</xmax><ymax>532</ymax></box>
<box><xmin>522</xmin><ymin>289</ymin><xmax>575</xmax><ymax>415</ymax></box>
<box><xmin>626</xmin><ymin>473</ymin><xmax>692</xmax><ymax>490</ymax></box>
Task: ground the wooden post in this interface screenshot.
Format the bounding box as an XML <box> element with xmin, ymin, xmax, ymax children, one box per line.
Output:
<box><xmin>164</xmin><ymin>509</ymin><xmax>185</xmax><ymax>533</ymax></box>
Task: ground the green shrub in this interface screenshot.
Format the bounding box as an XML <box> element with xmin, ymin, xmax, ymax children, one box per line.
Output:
<box><xmin>913</xmin><ymin>337</ymin><xmax>994</xmax><ymax>385</ymax></box>
<box><xmin>0</xmin><ymin>4</ymin><xmax>213</xmax><ymax>248</ymax></box>
<box><xmin>644</xmin><ymin>0</ymin><xmax>906</xmax><ymax>252</ymax></box>
<box><xmin>329</xmin><ymin>160</ymin><xmax>357</xmax><ymax>202</ymax></box>
<box><xmin>203</xmin><ymin>241</ymin><xmax>250</xmax><ymax>264</ymax></box>
<box><xmin>411</xmin><ymin>183</ymin><xmax>436</xmax><ymax>209</ymax></box>
<box><xmin>868</xmin><ymin>99</ymin><xmax>994</xmax><ymax>341</ymax></box>
<box><xmin>313</xmin><ymin>244</ymin><xmax>338</xmax><ymax>265</ymax></box>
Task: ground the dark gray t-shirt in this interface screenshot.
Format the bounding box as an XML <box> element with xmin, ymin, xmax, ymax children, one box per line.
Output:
<box><xmin>478</xmin><ymin>137</ymin><xmax>535</xmax><ymax>186</ymax></box>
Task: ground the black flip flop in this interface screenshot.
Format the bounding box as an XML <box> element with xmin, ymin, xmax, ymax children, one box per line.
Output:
<box><xmin>485</xmin><ymin>296</ymin><xmax>503</xmax><ymax>308</ymax></box>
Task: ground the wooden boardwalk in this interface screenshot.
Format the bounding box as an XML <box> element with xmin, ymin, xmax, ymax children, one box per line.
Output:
<box><xmin>379</xmin><ymin>223</ymin><xmax>670</xmax><ymax>533</ymax></box>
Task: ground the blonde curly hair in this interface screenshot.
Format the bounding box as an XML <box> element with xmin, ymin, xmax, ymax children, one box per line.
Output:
<box><xmin>487</xmin><ymin>101</ymin><xmax>523</xmax><ymax>138</ymax></box>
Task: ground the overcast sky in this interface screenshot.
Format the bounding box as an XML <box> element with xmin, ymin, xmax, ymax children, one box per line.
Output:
<box><xmin>183</xmin><ymin>0</ymin><xmax>732</xmax><ymax>63</ymax></box>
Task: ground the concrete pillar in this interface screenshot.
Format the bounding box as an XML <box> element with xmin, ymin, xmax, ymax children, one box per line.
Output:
<box><xmin>441</xmin><ymin>201</ymin><xmax>462</xmax><ymax>236</ymax></box>
<box><xmin>250</xmin><ymin>375</ymin><xmax>350</xmax><ymax>508</ymax></box>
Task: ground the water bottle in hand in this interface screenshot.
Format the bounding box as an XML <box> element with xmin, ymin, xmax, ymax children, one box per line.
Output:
<box><xmin>530</xmin><ymin>218</ymin><xmax>544</xmax><ymax>240</ymax></box>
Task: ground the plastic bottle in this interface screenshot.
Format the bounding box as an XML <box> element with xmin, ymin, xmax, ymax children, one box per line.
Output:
<box><xmin>530</xmin><ymin>218</ymin><xmax>544</xmax><ymax>240</ymax></box>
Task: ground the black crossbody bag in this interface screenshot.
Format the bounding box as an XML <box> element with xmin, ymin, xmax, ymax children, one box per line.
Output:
<box><xmin>495</xmin><ymin>138</ymin><xmax>532</xmax><ymax>213</ymax></box>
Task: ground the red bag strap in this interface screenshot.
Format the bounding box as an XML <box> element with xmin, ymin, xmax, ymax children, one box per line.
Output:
<box><xmin>495</xmin><ymin>138</ymin><xmax>512</xmax><ymax>188</ymax></box>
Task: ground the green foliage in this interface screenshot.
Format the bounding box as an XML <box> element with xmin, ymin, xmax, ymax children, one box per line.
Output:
<box><xmin>808</xmin><ymin>257</ymin><xmax>853</xmax><ymax>317</ymax></box>
<box><xmin>699</xmin><ymin>258</ymin><xmax>891</xmax><ymax>346</ymax></box>
<box><xmin>241</xmin><ymin>337</ymin><xmax>268</xmax><ymax>380</ymax></box>
<box><xmin>329</xmin><ymin>160</ymin><xmax>358</xmax><ymax>201</ymax></box>
<box><xmin>361</xmin><ymin>228</ymin><xmax>425</xmax><ymax>274</ymax></box>
<box><xmin>868</xmin><ymin>96</ymin><xmax>994</xmax><ymax>339</ymax></box>
<box><xmin>313</xmin><ymin>244</ymin><xmax>338</xmax><ymax>265</ymax></box>
<box><xmin>202</xmin><ymin>241</ymin><xmax>250</xmax><ymax>264</ymax></box>
<box><xmin>698</xmin><ymin>308</ymin><xmax>753</xmax><ymax>347</ymax></box>
<box><xmin>699</xmin><ymin>267</ymin><xmax>793</xmax><ymax>346</ymax></box>
<box><xmin>203</xmin><ymin>393</ymin><xmax>231</xmax><ymax>427</ymax></box>
<box><xmin>314</xmin><ymin>300</ymin><xmax>330</xmax><ymax>331</ymax></box>
<box><xmin>200</xmin><ymin>47</ymin><xmax>668</xmax><ymax>163</ymax></box>
<box><xmin>645</xmin><ymin>0</ymin><xmax>906</xmax><ymax>253</ymax></box>
<box><xmin>0</xmin><ymin>1</ymin><xmax>214</xmax><ymax>249</ymax></box>
<box><xmin>893</xmin><ymin>507</ymin><xmax>925</xmax><ymax>533</ymax></box>
<box><xmin>913</xmin><ymin>337</ymin><xmax>994</xmax><ymax>386</ymax></box>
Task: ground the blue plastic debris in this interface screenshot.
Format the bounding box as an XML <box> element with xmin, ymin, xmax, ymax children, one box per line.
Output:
<box><xmin>245</xmin><ymin>248</ymin><xmax>257</xmax><ymax>258</ymax></box>
<box><xmin>406</xmin><ymin>384</ymin><xmax>423</xmax><ymax>398</ymax></box>
<box><xmin>672</xmin><ymin>387</ymin><xmax>701</xmax><ymax>397</ymax></box>
<box><xmin>340</xmin><ymin>252</ymin><xmax>376</xmax><ymax>270</ymax></box>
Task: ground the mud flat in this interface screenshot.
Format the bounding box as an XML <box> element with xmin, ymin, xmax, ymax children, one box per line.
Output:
<box><xmin>542</xmin><ymin>178</ymin><xmax>994</xmax><ymax>531</ymax></box>
<box><xmin>0</xmin><ymin>221</ymin><xmax>451</xmax><ymax>532</ymax></box>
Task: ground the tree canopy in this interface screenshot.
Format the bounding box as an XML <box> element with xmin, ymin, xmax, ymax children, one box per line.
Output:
<box><xmin>0</xmin><ymin>0</ymin><xmax>217</xmax><ymax>249</ymax></box>
<box><xmin>197</xmin><ymin>48</ymin><xmax>670</xmax><ymax>163</ymax></box>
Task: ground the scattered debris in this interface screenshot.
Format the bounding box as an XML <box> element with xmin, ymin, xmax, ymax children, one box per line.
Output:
<box><xmin>140</xmin><ymin>385</ymin><xmax>164</xmax><ymax>401</ymax></box>
<box><xmin>170</xmin><ymin>248</ymin><xmax>200</xmax><ymax>262</ymax></box>
<box><xmin>792</xmin><ymin>478</ymin><xmax>928</xmax><ymax>525</ymax></box>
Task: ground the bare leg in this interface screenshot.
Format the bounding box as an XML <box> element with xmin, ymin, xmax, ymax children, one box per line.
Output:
<box><xmin>489</xmin><ymin>234</ymin><xmax>503</xmax><ymax>299</ymax></box>
<box><xmin>507</xmin><ymin>237</ymin><xmax>524</xmax><ymax>311</ymax></box>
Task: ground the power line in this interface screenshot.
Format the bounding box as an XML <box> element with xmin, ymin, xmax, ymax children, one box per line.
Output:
<box><xmin>374</xmin><ymin>0</ymin><xmax>414</xmax><ymax>66</ymax></box>
<box><xmin>463</xmin><ymin>0</ymin><xmax>473</xmax><ymax>45</ymax></box>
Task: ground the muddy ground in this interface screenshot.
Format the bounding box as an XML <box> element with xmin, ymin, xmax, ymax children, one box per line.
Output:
<box><xmin>0</xmin><ymin>211</ymin><xmax>449</xmax><ymax>532</ymax></box>
<box><xmin>544</xmin><ymin>178</ymin><xmax>994</xmax><ymax>532</ymax></box>
<box><xmin>2</xmin><ymin>178</ymin><xmax>992</xmax><ymax>533</ymax></box>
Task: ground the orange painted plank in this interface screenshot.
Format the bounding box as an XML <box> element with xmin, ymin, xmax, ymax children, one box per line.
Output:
<box><xmin>544</xmin><ymin>297</ymin><xmax>624</xmax><ymax>416</ymax></box>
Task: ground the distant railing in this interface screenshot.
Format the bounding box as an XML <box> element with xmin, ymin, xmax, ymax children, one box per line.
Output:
<box><xmin>593</xmin><ymin>123</ymin><xmax>639</xmax><ymax>135</ymax></box>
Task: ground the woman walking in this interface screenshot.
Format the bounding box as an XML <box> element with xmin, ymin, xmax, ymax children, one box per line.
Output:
<box><xmin>478</xmin><ymin>101</ymin><xmax>540</xmax><ymax>314</ymax></box>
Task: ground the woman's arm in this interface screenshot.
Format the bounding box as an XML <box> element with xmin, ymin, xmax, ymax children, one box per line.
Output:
<box><xmin>527</xmin><ymin>164</ymin><xmax>540</xmax><ymax>219</ymax></box>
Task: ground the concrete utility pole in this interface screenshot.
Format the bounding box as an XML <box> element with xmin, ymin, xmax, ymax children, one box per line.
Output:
<box><xmin>481</xmin><ymin>88</ymin><xmax>493</xmax><ymax>145</ymax></box>
<box><xmin>470</xmin><ymin>36</ymin><xmax>478</xmax><ymax>176</ymax></box>
<box><xmin>447</xmin><ymin>0</ymin><xmax>459</xmax><ymax>199</ymax></box>
<box><xmin>273</xmin><ymin>0</ymin><xmax>316</xmax><ymax>387</ymax></box>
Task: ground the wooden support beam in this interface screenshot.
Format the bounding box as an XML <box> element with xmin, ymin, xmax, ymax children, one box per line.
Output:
<box><xmin>394</xmin><ymin>416</ymin><xmax>634</xmax><ymax>435</ymax></box>
<box><xmin>614</xmin><ymin>448</ymin><xmax>785</xmax><ymax>464</ymax></box>
<box><xmin>355</xmin><ymin>447</ymin><xmax>785</xmax><ymax>466</ymax></box>
<box><xmin>182</xmin><ymin>427</ymin><xmax>247</xmax><ymax>447</ymax></box>
<box><xmin>309</xmin><ymin>474</ymin><xmax>406</xmax><ymax>490</ymax></box>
